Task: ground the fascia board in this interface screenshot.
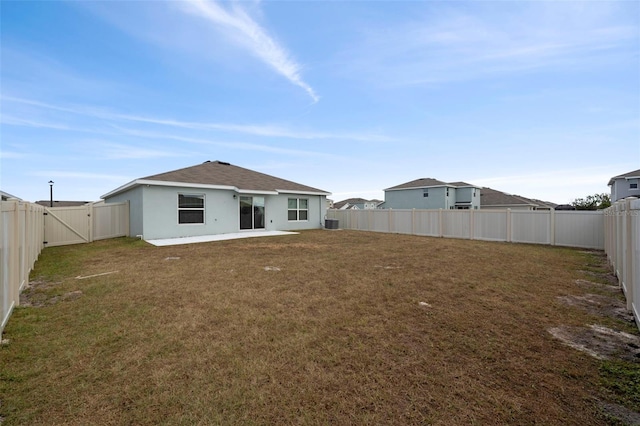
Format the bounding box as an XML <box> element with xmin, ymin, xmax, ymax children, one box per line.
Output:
<box><xmin>237</xmin><ymin>189</ymin><xmax>279</xmax><ymax>195</ymax></box>
<box><xmin>102</xmin><ymin>179</ymin><xmax>238</xmax><ymax>199</ymax></box>
<box><xmin>385</xmin><ymin>185</ymin><xmax>448</xmax><ymax>191</ymax></box>
<box><xmin>102</xmin><ymin>180</ymin><xmax>331</xmax><ymax>199</ymax></box>
<box><xmin>276</xmin><ymin>189</ymin><xmax>332</xmax><ymax>196</ymax></box>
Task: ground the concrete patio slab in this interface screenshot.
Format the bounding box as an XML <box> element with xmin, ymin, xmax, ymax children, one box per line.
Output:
<box><xmin>146</xmin><ymin>230</ymin><xmax>299</xmax><ymax>247</ymax></box>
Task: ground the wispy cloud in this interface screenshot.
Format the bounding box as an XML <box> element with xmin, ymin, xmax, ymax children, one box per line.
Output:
<box><xmin>0</xmin><ymin>115</ymin><xmax>73</xmax><ymax>131</ymax></box>
<box><xmin>342</xmin><ymin>2</ymin><xmax>638</xmax><ymax>87</ymax></box>
<box><xmin>97</xmin><ymin>142</ymin><xmax>191</xmax><ymax>160</ymax></box>
<box><xmin>0</xmin><ymin>150</ymin><xmax>26</xmax><ymax>159</ymax></box>
<box><xmin>30</xmin><ymin>171</ymin><xmax>129</xmax><ymax>181</ymax></box>
<box><xmin>111</xmin><ymin>126</ymin><xmax>340</xmax><ymax>159</ymax></box>
<box><xmin>181</xmin><ymin>0</ymin><xmax>318</xmax><ymax>102</ymax></box>
<box><xmin>3</xmin><ymin>96</ymin><xmax>391</xmax><ymax>142</ymax></box>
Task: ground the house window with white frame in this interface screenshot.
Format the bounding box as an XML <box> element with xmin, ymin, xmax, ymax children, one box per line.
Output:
<box><xmin>178</xmin><ymin>194</ymin><xmax>205</xmax><ymax>224</ymax></box>
<box><xmin>423</xmin><ymin>189</ymin><xmax>428</xmax><ymax>197</ymax></box>
<box><xmin>288</xmin><ymin>198</ymin><xmax>308</xmax><ymax>221</ymax></box>
<box><xmin>630</xmin><ymin>180</ymin><xmax>638</xmax><ymax>189</ymax></box>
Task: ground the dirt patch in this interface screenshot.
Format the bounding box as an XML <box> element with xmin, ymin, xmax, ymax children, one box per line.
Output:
<box><xmin>549</xmin><ymin>325</ymin><xmax>640</xmax><ymax>362</ymax></box>
<box><xmin>549</xmin><ymin>251</ymin><xmax>640</xmax><ymax>424</ymax></box>
<box><xmin>20</xmin><ymin>280</ymin><xmax>82</xmax><ymax>307</ymax></box>
<box><xmin>598</xmin><ymin>401</ymin><xmax>640</xmax><ymax>425</ymax></box>
<box><xmin>557</xmin><ymin>293</ymin><xmax>635</xmax><ymax>323</ymax></box>
<box><xmin>575</xmin><ymin>279</ymin><xmax>622</xmax><ymax>294</ymax></box>
<box><xmin>579</xmin><ymin>269</ymin><xmax>620</xmax><ymax>286</ymax></box>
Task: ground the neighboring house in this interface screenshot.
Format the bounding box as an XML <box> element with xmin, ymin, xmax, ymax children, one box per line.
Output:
<box><xmin>334</xmin><ymin>198</ymin><xmax>382</xmax><ymax>210</ymax></box>
<box><xmin>35</xmin><ymin>200</ymin><xmax>91</xmax><ymax>207</ymax></box>
<box><xmin>0</xmin><ymin>190</ymin><xmax>22</xmax><ymax>201</ymax></box>
<box><xmin>382</xmin><ymin>178</ymin><xmax>481</xmax><ymax>210</ymax></box>
<box><xmin>101</xmin><ymin>160</ymin><xmax>330</xmax><ymax>240</ymax></box>
<box><xmin>555</xmin><ymin>204</ymin><xmax>576</xmax><ymax>211</ymax></box>
<box><xmin>608</xmin><ymin>169</ymin><xmax>640</xmax><ymax>202</ymax></box>
<box><xmin>480</xmin><ymin>187</ymin><xmax>555</xmax><ymax>210</ymax></box>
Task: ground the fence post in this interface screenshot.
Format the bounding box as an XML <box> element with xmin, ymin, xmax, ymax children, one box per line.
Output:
<box><xmin>438</xmin><ymin>209</ymin><xmax>443</xmax><ymax>238</ymax></box>
<box><xmin>624</xmin><ymin>198</ymin><xmax>635</xmax><ymax>311</ymax></box>
<box><xmin>550</xmin><ymin>209</ymin><xmax>555</xmax><ymax>246</ymax></box>
<box><xmin>412</xmin><ymin>208</ymin><xmax>416</xmax><ymax>236</ymax></box>
<box><xmin>506</xmin><ymin>209</ymin><xmax>512</xmax><ymax>243</ymax></box>
<box><xmin>88</xmin><ymin>203</ymin><xmax>94</xmax><ymax>243</ymax></box>
<box><xmin>469</xmin><ymin>208</ymin><xmax>474</xmax><ymax>240</ymax></box>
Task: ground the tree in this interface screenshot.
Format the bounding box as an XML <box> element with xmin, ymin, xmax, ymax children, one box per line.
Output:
<box><xmin>571</xmin><ymin>193</ymin><xmax>611</xmax><ymax>210</ymax></box>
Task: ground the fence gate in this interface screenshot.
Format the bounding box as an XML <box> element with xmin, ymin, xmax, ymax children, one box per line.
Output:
<box><xmin>44</xmin><ymin>205</ymin><xmax>92</xmax><ymax>247</ymax></box>
<box><xmin>43</xmin><ymin>202</ymin><xmax>130</xmax><ymax>247</ymax></box>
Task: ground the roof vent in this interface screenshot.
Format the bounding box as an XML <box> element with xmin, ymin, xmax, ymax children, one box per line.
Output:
<box><xmin>203</xmin><ymin>160</ymin><xmax>211</xmax><ymax>163</ymax></box>
<box><xmin>217</xmin><ymin>161</ymin><xmax>231</xmax><ymax>166</ymax></box>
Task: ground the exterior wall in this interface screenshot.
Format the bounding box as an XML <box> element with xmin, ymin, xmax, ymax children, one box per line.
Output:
<box><xmin>270</xmin><ymin>194</ymin><xmax>327</xmax><ymax>231</ymax></box>
<box><xmin>612</xmin><ymin>178</ymin><xmax>640</xmax><ymax>202</ymax></box>
<box><xmin>383</xmin><ymin>187</ymin><xmax>449</xmax><ymax>210</ymax></box>
<box><xmin>454</xmin><ymin>187</ymin><xmax>481</xmax><ymax>209</ymax></box>
<box><xmin>107</xmin><ymin>185</ymin><xmax>327</xmax><ymax>239</ymax></box>
<box><xmin>105</xmin><ymin>186</ymin><xmax>144</xmax><ymax>237</ymax></box>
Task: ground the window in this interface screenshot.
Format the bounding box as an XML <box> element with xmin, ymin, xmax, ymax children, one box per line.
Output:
<box><xmin>631</xmin><ymin>183</ymin><xmax>638</xmax><ymax>189</ymax></box>
<box><xmin>446</xmin><ymin>188</ymin><xmax>449</xmax><ymax>196</ymax></box>
<box><xmin>288</xmin><ymin>198</ymin><xmax>308</xmax><ymax>221</ymax></box>
<box><xmin>178</xmin><ymin>194</ymin><xmax>204</xmax><ymax>224</ymax></box>
<box><xmin>423</xmin><ymin>189</ymin><xmax>429</xmax><ymax>197</ymax></box>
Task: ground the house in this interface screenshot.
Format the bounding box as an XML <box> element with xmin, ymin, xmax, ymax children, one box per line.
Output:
<box><xmin>382</xmin><ymin>178</ymin><xmax>481</xmax><ymax>210</ymax></box>
<box><xmin>608</xmin><ymin>169</ymin><xmax>640</xmax><ymax>202</ymax></box>
<box><xmin>0</xmin><ymin>190</ymin><xmax>22</xmax><ymax>201</ymax></box>
<box><xmin>480</xmin><ymin>187</ymin><xmax>555</xmax><ymax>210</ymax></box>
<box><xmin>333</xmin><ymin>198</ymin><xmax>382</xmax><ymax>210</ymax></box>
<box><xmin>101</xmin><ymin>161</ymin><xmax>330</xmax><ymax>240</ymax></box>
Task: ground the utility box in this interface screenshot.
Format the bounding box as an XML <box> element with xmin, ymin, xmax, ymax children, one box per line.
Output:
<box><xmin>325</xmin><ymin>218</ymin><xmax>339</xmax><ymax>230</ymax></box>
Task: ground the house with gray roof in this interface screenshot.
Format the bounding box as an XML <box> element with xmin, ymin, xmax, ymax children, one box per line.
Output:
<box><xmin>334</xmin><ymin>198</ymin><xmax>382</xmax><ymax>210</ymax></box>
<box><xmin>0</xmin><ymin>190</ymin><xmax>22</xmax><ymax>201</ymax></box>
<box><xmin>102</xmin><ymin>161</ymin><xmax>330</xmax><ymax>240</ymax></box>
<box><xmin>479</xmin><ymin>187</ymin><xmax>555</xmax><ymax>210</ymax></box>
<box><xmin>382</xmin><ymin>178</ymin><xmax>481</xmax><ymax>210</ymax></box>
<box><xmin>608</xmin><ymin>169</ymin><xmax>640</xmax><ymax>202</ymax></box>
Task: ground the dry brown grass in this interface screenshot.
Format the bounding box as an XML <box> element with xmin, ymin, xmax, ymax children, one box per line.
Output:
<box><xmin>0</xmin><ymin>230</ymin><xmax>625</xmax><ymax>424</ymax></box>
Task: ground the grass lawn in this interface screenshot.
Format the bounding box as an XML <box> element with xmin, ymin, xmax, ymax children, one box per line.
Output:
<box><xmin>1</xmin><ymin>230</ymin><xmax>637</xmax><ymax>425</ymax></box>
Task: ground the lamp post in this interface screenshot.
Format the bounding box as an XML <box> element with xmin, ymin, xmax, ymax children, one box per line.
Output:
<box><xmin>48</xmin><ymin>181</ymin><xmax>54</xmax><ymax>207</ymax></box>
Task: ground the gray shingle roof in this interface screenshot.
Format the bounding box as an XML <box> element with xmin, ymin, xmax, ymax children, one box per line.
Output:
<box><xmin>608</xmin><ymin>169</ymin><xmax>640</xmax><ymax>186</ymax></box>
<box><xmin>480</xmin><ymin>187</ymin><xmax>535</xmax><ymax>207</ymax></box>
<box><xmin>104</xmin><ymin>161</ymin><xmax>329</xmax><ymax>198</ymax></box>
<box><xmin>448</xmin><ymin>181</ymin><xmax>476</xmax><ymax>187</ymax></box>
<box><xmin>385</xmin><ymin>178</ymin><xmax>449</xmax><ymax>190</ymax></box>
<box><xmin>480</xmin><ymin>187</ymin><xmax>552</xmax><ymax>208</ymax></box>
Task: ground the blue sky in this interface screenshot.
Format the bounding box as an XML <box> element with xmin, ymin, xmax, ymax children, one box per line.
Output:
<box><xmin>1</xmin><ymin>0</ymin><xmax>638</xmax><ymax>204</ymax></box>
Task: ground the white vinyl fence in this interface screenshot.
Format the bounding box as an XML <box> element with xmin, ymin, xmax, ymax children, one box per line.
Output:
<box><xmin>327</xmin><ymin>208</ymin><xmax>604</xmax><ymax>249</ymax></box>
<box><xmin>1</xmin><ymin>201</ymin><xmax>45</xmax><ymax>334</ymax></box>
<box><xmin>604</xmin><ymin>198</ymin><xmax>639</xmax><ymax>330</ymax></box>
<box><xmin>1</xmin><ymin>200</ymin><xmax>129</xmax><ymax>335</ymax></box>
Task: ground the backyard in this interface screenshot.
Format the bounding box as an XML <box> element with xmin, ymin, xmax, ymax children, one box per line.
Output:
<box><xmin>0</xmin><ymin>230</ymin><xmax>638</xmax><ymax>425</ymax></box>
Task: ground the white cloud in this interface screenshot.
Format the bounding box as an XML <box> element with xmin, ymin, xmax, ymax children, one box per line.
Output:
<box><xmin>30</xmin><ymin>171</ymin><xmax>130</xmax><ymax>181</ymax></box>
<box><xmin>3</xmin><ymin>96</ymin><xmax>391</xmax><ymax>142</ymax></box>
<box><xmin>0</xmin><ymin>150</ymin><xmax>26</xmax><ymax>159</ymax></box>
<box><xmin>342</xmin><ymin>2</ymin><xmax>638</xmax><ymax>87</ymax></box>
<box><xmin>97</xmin><ymin>143</ymin><xmax>191</xmax><ymax>160</ymax></box>
<box><xmin>180</xmin><ymin>0</ymin><xmax>318</xmax><ymax>103</ymax></box>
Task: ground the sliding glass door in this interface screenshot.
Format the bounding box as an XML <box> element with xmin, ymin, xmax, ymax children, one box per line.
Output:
<box><xmin>239</xmin><ymin>196</ymin><xmax>265</xmax><ymax>230</ymax></box>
